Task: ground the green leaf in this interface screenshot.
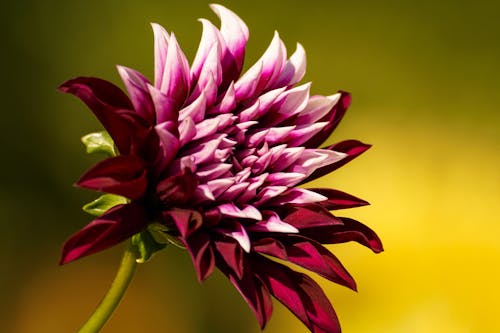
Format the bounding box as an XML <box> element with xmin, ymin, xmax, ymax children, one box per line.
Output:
<box><xmin>147</xmin><ymin>222</ymin><xmax>186</xmax><ymax>249</ymax></box>
<box><xmin>83</xmin><ymin>194</ymin><xmax>128</xmax><ymax>216</ymax></box>
<box><xmin>132</xmin><ymin>229</ymin><xmax>167</xmax><ymax>264</ymax></box>
<box><xmin>81</xmin><ymin>131</ymin><xmax>116</xmax><ymax>156</ymax></box>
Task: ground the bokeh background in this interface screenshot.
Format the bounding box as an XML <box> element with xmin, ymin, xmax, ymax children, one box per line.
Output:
<box><xmin>2</xmin><ymin>0</ymin><xmax>499</xmax><ymax>332</ymax></box>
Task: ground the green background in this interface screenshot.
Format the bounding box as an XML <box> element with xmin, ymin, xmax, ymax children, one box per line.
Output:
<box><xmin>2</xmin><ymin>0</ymin><xmax>499</xmax><ymax>332</ymax></box>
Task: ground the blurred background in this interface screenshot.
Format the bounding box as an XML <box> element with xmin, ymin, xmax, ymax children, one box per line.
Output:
<box><xmin>2</xmin><ymin>0</ymin><xmax>499</xmax><ymax>332</ymax></box>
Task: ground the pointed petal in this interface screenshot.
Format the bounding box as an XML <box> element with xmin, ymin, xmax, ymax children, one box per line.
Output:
<box><xmin>184</xmin><ymin>231</ymin><xmax>215</xmax><ymax>281</ymax></box>
<box><xmin>156</xmin><ymin>167</ymin><xmax>198</xmax><ymax>206</ymax></box>
<box><xmin>301</xmin><ymin>217</ymin><xmax>384</xmax><ymax>253</ymax></box>
<box><xmin>210</xmin><ymin>4</ymin><xmax>249</xmax><ymax>75</ymax></box>
<box><xmin>151</xmin><ymin>23</ymin><xmax>170</xmax><ymax>88</ymax></box>
<box><xmin>216</xmin><ymin>255</ymin><xmax>273</xmax><ymax>329</ymax></box>
<box><xmin>117</xmin><ymin>65</ymin><xmax>154</xmax><ymax>122</ymax></box>
<box><xmin>76</xmin><ymin>155</ymin><xmax>147</xmax><ymax>200</ymax></box>
<box><xmin>59</xmin><ymin>77</ymin><xmax>149</xmax><ymax>154</ymax></box>
<box><xmin>282</xmin><ymin>205</ymin><xmax>342</xmax><ymax>229</ymax></box>
<box><xmin>216</xmin><ymin>221</ymin><xmax>252</xmax><ymax>252</ymax></box>
<box><xmin>147</xmin><ymin>84</ymin><xmax>177</xmax><ymax>124</ymax></box>
<box><xmin>300</xmin><ymin>140</ymin><xmax>371</xmax><ymax>184</ymax></box>
<box><xmin>163</xmin><ymin>208</ymin><xmax>202</xmax><ymax>238</ymax></box>
<box><xmin>311</xmin><ymin>188</ymin><xmax>369</xmax><ymax>210</ymax></box>
<box><xmin>269</xmin><ymin>188</ymin><xmax>327</xmax><ymax>206</ymax></box>
<box><xmin>60</xmin><ymin>203</ymin><xmax>148</xmax><ymax>264</ymax></box>
<box><xmin>279</xmin><ymin>236</ymin><xmax>357</xmax><ymax>290</ymax></box>
<box><xmin>303</xmin><ymin>91</ymin><xmax>351</xmax><ymax>148</ymax></box>
<box><xmin>161</xmin><ymin>33</ymin><xmax>191</xmax><ymax>106</ymax></box>
<box><xmin>248</xmin><ymin>211</ymin><xmax>299</xmax><ymax>233</ymax></box>
<box><xmin>252</xmin><ymin>256</ymin><xmax>341</xmax><ymax>333</ymax></box>
<box><xmin>272</xmin><ymin>42</ymin><xmax>307</xmax><ymax>88</ymax></box>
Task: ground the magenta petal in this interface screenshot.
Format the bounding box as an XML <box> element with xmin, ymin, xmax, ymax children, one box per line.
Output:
<box><xmin>76</xmin><ymin>155</ymin><xmax>147</xmax><ymax>200</ymax></box>
<box><xmin>283</xmin><ymin>205</ymin><xmax>342</xmax><ymax>229</ymax></box>
<box><xmin>184</xmin><ymin>231</ymin><xmax>215</xmax><ymax>281</ymax></box>
<box><xmin>60</xmin><ymin>203</ymin><xmax>148</xmax><ymax>264</ymax></box>
<box><xmin>151</xmin><ymin>23</ymin><xmax>170</xmax><ymax>88</ymax></box>
<box><xmin>252</xmin><ymin>256</ymin><xmax>341</xmax><ymax>333</ymax></box>
<box><xmin>279</xmin><ymin>236</ymin><xmax>357</xmax><ymax>290</ymax></box>
<box><xmin>156</xmin><ymin>167</ymin><xmax>198</xmax><ymax>206</ymax></box>
<box><xmin>160</xmin><ymin>33</ymin><xmax>191</xmax><ymax>106</ymax></box>
<box><xmin>303</xmin><ymin>91</ymin><xmax>351</xmax><ymax>149</ymax></box>
<box><xmin>117</xmin><ymin>65</ymin><xmax>154</xmax><ymax>122</ymax></box>
<box><xmin>214</xmin><ymin>238</ymin><xmax>244</xmax><ymax>279</ymax></box>
<box><xmin>300</xmin><ymin>140</ymin><xmax>372</xmax><ymax>185</ymax></box>
<box><xmin>163</xmin><ymin>208</ymin><xmax>202</xmax><ymax>238</ymax></box>
<box><xmin>301</xmin><ymin>217</ymin><xmax>383</xmax><ymax>253</ymax></box>
<box><xmin>311</xmin><ymin>188</ymin><xmax>370</xmax><ymax>210</ymax></box>
<box><xmin>216</xmin><ymin>256</ymin><xmax>273</xmax><ymax>329</ymax></box>
<box><xmin>210</xmin><ymin>4</ymin><xmax>249</xmax><ymax>76</ymax></box>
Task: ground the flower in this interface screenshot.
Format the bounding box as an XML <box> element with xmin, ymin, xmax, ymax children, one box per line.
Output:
<box><xmin>59</xmin><ymin>4</ymin><xmax>382</xmax><ymax>333</ymax></box>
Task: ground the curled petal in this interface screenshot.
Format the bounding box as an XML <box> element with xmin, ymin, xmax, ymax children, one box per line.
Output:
<box><xmin>216</xmin><ymin>221</ymin><xmax>251</xmax><ymax>252</ymax></box>
<box><xmin>151</xmin><ymin>23</ymin><xmax>170</xmax><ymax>88</ymax></box>
<box><xmin>60</xmin><ymin>203</ymin><xmax>148</xmax><ymax>264</ymax></box>
<box><xmin>76</xmin><ymin>155</ymin><xmax>147</xmax><ymax>200</ymax></box>
<box><xmin>184</xmin><ymin>231</ymin><xmax>215</xmax><ymax>281</ymax></box>
<box><xmin>272</xmin><ymin>42</ymin><xmax>306</xmax><ymax>88</ymax></box>
<box><xmin>300</xmin><ymin>140</ymin><xmax>371</xmax><ymax>184</ymax></box>
<box><xmin>252</xmin><ymin>256</ymin><xmax>341</xmax><ymax>333</ymax></box>
<box><xmin>268</xmin><ymin>188</ymin><xmax>327</xmax><ymax>206</ymax></box>
<box><xmin>156</xmin><ymin>167</ymin><xmax>198</xmax><ymax>206</ymax></box>
<box><xmin>311</xmin><ymin>188</ymin><xmax>370</xmax><ymax>210</ymax></box>
<box><xmin>160</xmin><ymin>33</ymin><xmax>191</xmax><ymax>106</ymax></box>
<box><xmin>248</xmin><ymin>211</ymin><xmax>299</xmax><ymax>233</ymax></box>
<box><xmin>300</xmin><ymin>217</ymin><xmax>384</xmax><ymax>253</ymax></box>
<box><xmin>59</xmin><ymin>77</ymin><xmax>152</xmax><ymax>154</ymax></box>
<box><xmin>303</xmin><ymin>91</ymin><xmax>351</xmax><ymax>148</ymax></box>
<box><xmin>283</xmin><ymin>205</ymin><xmax>342</xmax><ymax>229</ymax></box>
<box><xmin>117</xmin><ymin>65</ymin><xmax>154</xmax><ymax>122</ymax></box>
<box><xmin>210</xmin><ymin>4</ymin><xmax>249</xmax><ymax>75</ymax></box>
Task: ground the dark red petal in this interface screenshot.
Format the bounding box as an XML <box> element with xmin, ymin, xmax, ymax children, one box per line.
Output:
<box><xmin>282</xmin><ymin>205</ymin><xmax>342</xmax><ymax>229</ymax></box>
<box><xmin>301</xmin><ymin>217</ymin><xmax>384</xmax><ymax>253</ymax></box>
<box><xmin>59</xmin><ymin>77</ymin><xmax>149</xmax><ymax>154</ymax></box>
<box><xmin>303</xmin><ymin>91</ymin><xmax>351</xmax><ymax>149</ymax></box>
<box><xmin>216</xmin><ymin>256</ymin><xmax>273</xmax><ymax>329</ymax></box>
<box><xmin>60</xmin><ymin>203</ymin><xmax>148</xmax><ymax>264</ymax></box>
<box><xmin>252</xmin><ymin>238</ymin><xmax>287</xmax><ymax>259</ymax></box>
<box><xmin>184</xmin><ymin>231</ymin><xmax>215</xmax><ymax>282</ymax></box>
<box><xmin>311</xmin><ymin>188</ymin><xmax>369</xmax><ymax>210</ymax></box>
<box><xmin>280</xmin><ymin>236</ymin><xmax>357</xmax><ymax>290</ymax></box>
<box><xmin>214</xmin><ymin>237</ymin><xmax>244</xmax><ymax>279</ymax></box>
<box><xmin>76</xmin><ymin>155</ymin><xmax>148</xmax><ymax>200</ymax></box>
<box><xmin>163</xmin><ymin>208</ymin><xmax>202</xmax><ymax>238</ymax></box>
<box><xmin>252</xmin><ymin>256</ymin><xmax>341</xmax><ymax>333</ymax></box>
<box><xmin>300</xmin><ymin>140</ymin><xmax>371</xmax><ymax>185</ymax></box>
<box><xmin>156</xmin><ymin>167</ymin><xmax>198</xmax><ymax>206</ymax></box>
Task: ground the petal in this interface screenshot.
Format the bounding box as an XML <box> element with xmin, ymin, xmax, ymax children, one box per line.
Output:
<box><xmin>59</xmin><ymin>77</ymin><xmax>149</xmax><ymax>154</ymax></box>
<box><xmin>282</xmin><ymin>205</ymin><xmax>342</xmax><ymax>229</ymax></box>
<box><xmin>214</xmin><ymin>237</ymin><xmax>244</xmax><ymax>279</ymax></box>
<box><xmin>296</xmin><ymin>93</ymin><xmax>341</xmax><ymax>125</ymax></box>
<box><xmin>268</xmin><ymin>188</ymin><xmax>328</xmax><ymax>206</ymax></box>
<box><xmin>303</xmin><ymin>91</ymin><xmax>351</xmax><ymax>148</ymax></box>
<box><xmin>216</xmin><ymin>221</ymin><xmax>252</xmax><ymax>253</ymax></box>
<box><xmin>299</xmin><ymin>140</ymin><xmax>372</xmax><ymax>185</ymax></box>
<box><xmin>311</xmin><ymin>188</ymin><xmax>370</xmax><ymax>210</ymax></box>
<box><xmin>252</xmin><ymin>256</ymin><xmax>341</xmax><ymax>333</ymax></box>
<box><xmin>116</xmin><ymin>65</ymin><xmax>154</xmax><ymax>122</ymax></box>
<box><xmin>160</xmin><ymin>33</ymin><xmax>191</xmax><ymax>106</ymax></box>
<box><xmin>60</xmin><ymin>203</ymin><xmax>148</xmax><ymax>264</ymax></box>
<box><xmin>184</xmin><ymin>231</ymin><xmax>215</xmax><ymax>281</ymax></box>
<box><xmin>163</xmin><ymin>208</ymin><xmax>202</xmax><ymax>238</ymax></box>
<box><xmin>76</xmin><ymin>155</ymin><xmax>147</xmax><ymax>200</ymax></box>
<box><xmin>278</xmin><ymin>236</ymin><xmax>356</xmax><ymax>290</ymax></box>
<box><xmin>191</xmin><ymin>18</ymin><xmax>225</xmax><ymax>80</ymax></box>
<box><xmin>271</xmin><ymin>42</ymin><xmax>307</xmax><ymax>88</ymax></box>
<box><xmin>300</xmin><ymin>217</ymin><xmax>384</xmax><ymax>253</ymax></box>
<box><xmin>247</xmin><ymin>211</ymin><xmax>299</xmax><ymax>233</ymax></box>
<box><xmin>210</xmin><ymin>4</ymin><xmax>249</xmax><ymax>75</ymax></box>
<box><xmin>156</xmin><ymin>167</ymin><xmax>198</xmax><ymax>206</ymax></box>
<box><xmin>147</xmin><ymin>84</ymin><xmax>177</xmax><ymax>124</ymax></box>
<box><xmin>151</xmin><ymin>23</ymin><xmax>170</xmax><ymax>88</ymax></box>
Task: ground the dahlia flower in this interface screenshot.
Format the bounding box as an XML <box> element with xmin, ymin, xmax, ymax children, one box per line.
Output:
<box><xmin>60</xmin><ymin>4</ymin><xmax>382</xmax><ymax>333</ymax></box>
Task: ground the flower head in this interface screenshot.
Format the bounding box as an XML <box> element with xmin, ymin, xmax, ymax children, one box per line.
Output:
<box><xmin>60</xmin><ymin>4</ymin><xmax>382</xmax><ymax>332</ymax></box>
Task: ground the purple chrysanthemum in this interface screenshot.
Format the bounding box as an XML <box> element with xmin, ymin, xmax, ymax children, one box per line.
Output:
<box><xmin>60</xmin><ymin>5</ymin><xmax>382</xmax><ymax>332</ymax></box>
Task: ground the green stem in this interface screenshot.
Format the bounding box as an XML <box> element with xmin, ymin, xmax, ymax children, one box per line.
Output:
<box><xmin>77</xmin><ymin>242</ymin><xmax>138</xmax><ymax>333</ymax></box>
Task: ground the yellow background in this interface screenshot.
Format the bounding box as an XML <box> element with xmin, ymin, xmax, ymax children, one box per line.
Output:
<box><xmin>2</xmin><ymin>1</ymin><xmax>499</xmax><ymax>332</ymax></box>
